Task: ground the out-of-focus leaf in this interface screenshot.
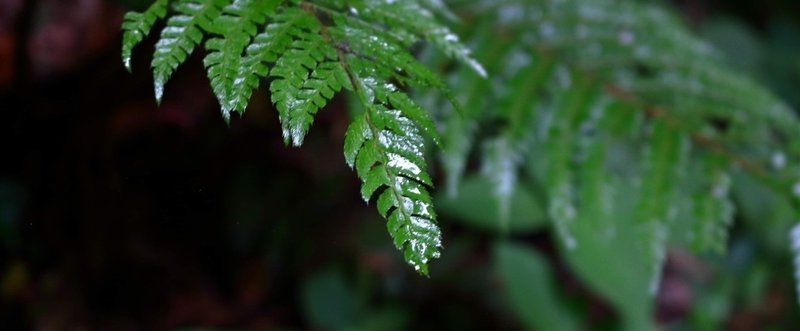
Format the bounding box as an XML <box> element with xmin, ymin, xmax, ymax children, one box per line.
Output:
<box><xmin>302</xmin><ymin>269</ymin><xmax>356</xmax><ymax>331</ymax></box>
<box><xmin>436</xmin><ymin>176</ymin><xmax>546</xmax><ymax>234</ymax></box>
<box><xmin>562</xmin><ymin>179</ymin><xmax>657</xmax><ymax>331</ymax></box>
<box><xmin>494</xmin><ymin>242</ymin><xmax>582</xmax><ymax>331</ymax></box>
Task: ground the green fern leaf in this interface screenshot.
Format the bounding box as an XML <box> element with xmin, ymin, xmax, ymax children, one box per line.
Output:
<box><xmin>151</xmin><ymin>0</ymin><xmax>226</xmax><ymax>102</ymax></box>
<box><xmin>344</xmin><ymin>76</ymin><xmax>441</xmax><ymax>276</ymax></box>
<box><xmin>121</xmin><ymin>0</ymin><xmax>169</xmax><ymax>72</ymax></box>
<box><xmin>203</xmin><ymin>0</ymin><xmax>277</xmax><ymax>121</ymax></box>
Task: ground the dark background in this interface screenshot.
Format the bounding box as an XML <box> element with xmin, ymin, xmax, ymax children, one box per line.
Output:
<box><xmin>1</xmin><ymin>0</ymin><xmax>799</xmax><ymax>330</ymax></box>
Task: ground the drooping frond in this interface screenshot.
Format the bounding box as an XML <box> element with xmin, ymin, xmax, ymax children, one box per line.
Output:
<box><xmin>123</xmin><ymin>0</ymin><xmax>479</xmax><ymax>274</ymax></box>
<box><xmin>344</xmin><ymin>75</ymin><xmax>441</xmax><ymax>275</ymax></box>
<box><xmin>121</xmin><ymin>0</ymin><xmax>169</xmax><ymax>71</ymax></box>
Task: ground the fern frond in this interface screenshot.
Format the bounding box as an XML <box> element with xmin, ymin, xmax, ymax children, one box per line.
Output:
<box><xmin>203</xmin><ymin>0</ymin><xmax>277</xmax><ymax>121</ymax></box>
<box><xmin>344</xmin><ymin>71</ymin><xmax>441</xmax><ymax>275</ymax></box>
<box><xmin>151</xmin><ymin>0</ymin><xmax>226</xmax><ymax>102</ymax></box>
<box><xmin>121</xmin><ymin>0</ymin><xmax>170</xmax><ymax>72</ymax></box>
<box><xmin>122</xmin><ymin>0</ymin><xmax>481</xmax><ymax>275</ymax></box>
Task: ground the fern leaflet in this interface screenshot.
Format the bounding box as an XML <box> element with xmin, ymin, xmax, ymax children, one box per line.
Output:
<box><xmin>121</xmin><ymin>0</ymin><xmax>170</xmax><ymax>71</ymax></box>
<box><xmin>203</xmin><ymin>0</ymin><xmax>277</xmax><ymax>121</ymax></box>
<box><xmin>151</xmin><ymin>0</ymin><xmax>225</xmax><ymax>102</ymax></box>
<box><xmin>344</xmin><ymin>72</ymin><xmax>441</xmax><ymax>275</ymax></box>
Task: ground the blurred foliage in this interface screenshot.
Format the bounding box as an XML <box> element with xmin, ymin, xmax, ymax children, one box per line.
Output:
<box><xmin>2</xmin><ymin>0</ymin><xmax>800</xmax><ymax>330</ymax></box>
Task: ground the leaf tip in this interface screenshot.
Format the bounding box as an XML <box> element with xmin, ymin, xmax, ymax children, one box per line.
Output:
<box><xmin>123</xmin><ymin>57</ymin><xmax>132</xmax><ymax>73</ymax></box>
<box><xmin>221</xmin><ymin>108</ymin><xmax>232</xmax><ymax>125</ymax></box>
<box><xmin>154</xmin><ymin>78</ymin><xmax>165</xmax><ymax>105</ymax></box>
<box><xmin>468</xmin><ymin>59</ymin><xmax>488</xmax><ymax>78</ymax></box>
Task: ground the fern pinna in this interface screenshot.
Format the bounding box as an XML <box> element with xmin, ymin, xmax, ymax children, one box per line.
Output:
<box><xmin>121</xmin><ymin>0</ymin><xmax>484</xmax><ymax>275</ymax></box>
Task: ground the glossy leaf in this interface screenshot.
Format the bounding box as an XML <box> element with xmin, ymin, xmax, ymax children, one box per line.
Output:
<box><xmin>345</xmin><ymin>77</ymin><xmax>441</xmax><ymax>275</ymax></box>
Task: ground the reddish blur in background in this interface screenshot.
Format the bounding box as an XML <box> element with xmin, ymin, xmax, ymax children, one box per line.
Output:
<box><xmin>1</xmin><ymin>0</ymin><xmax>800</xmax><ymax>330</ymax></box>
